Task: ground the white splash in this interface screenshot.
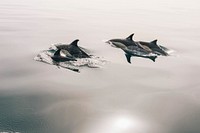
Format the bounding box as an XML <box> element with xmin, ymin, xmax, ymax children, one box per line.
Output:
<box><xmin>34</xmin><ymin>49</ymin><xmax>107</xmax><ymax>72</ymax></box>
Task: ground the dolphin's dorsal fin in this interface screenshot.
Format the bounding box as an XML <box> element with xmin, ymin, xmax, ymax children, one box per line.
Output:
<box><xmin>54</xmin><ymin>49</ymin><xmax>61</xmax><ymax>56</ymax></box>
<box><xmin>70</xmin><ymin>39</ymin><xmax>79</xmax><ymax>46</ymax></box>
<box><xmin>126</xmin><ymin>33</ymin><xmax>134</xmax><ymax>41</ymax></box>
<box><xmin>151</xmin><ymin>39</ymin><xmax>157</xmax><ymax>45</ymax></box>
<box><xmin>125</xmin><ymin>54</ymin><xmax>132</xmax><ymax>64</ymax></box>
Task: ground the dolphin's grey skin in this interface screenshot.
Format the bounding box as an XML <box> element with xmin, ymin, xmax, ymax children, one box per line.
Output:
<box><xmin>108</xmin><ymin>34</ymin><xmax>152</xmax><ymax>52</ymax></box>
<box><xmin>138</xmin><ymin>40</ymin><xmax>169</xmax><ymax>56</ymax></box>
<box><xmin>106</xmin><ymin>34</ymin><xmax>157</xmax><ymax>63</ymax></box>
<box><xmin>108</xmin><ymin>33</ymin><xmax>169</xmax><ymax>56</ymax></box>
<box><xmin>55</xmin><ymin>39</ymin><xmax>91</xmax><ymax>58</ymax></box>
<box><xmin>51</xmin><ymin>49</ymin><xmax>77</xmax><ymax>62</ymax></box>
<box><xmin>46</xmin><ymin>49</ymin><xmax>79</xmax><ymax>72</ymax></box>
<box><xmin>108</xmin><ymin>34</ymin><xmax>137</xmax><ymax>47</ymax></box>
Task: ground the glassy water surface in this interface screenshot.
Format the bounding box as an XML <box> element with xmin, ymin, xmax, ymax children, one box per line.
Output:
<box><xmin>0</xmin><ymin>0</ymin><xmax>200</xmax><ymax>133</ymax></box>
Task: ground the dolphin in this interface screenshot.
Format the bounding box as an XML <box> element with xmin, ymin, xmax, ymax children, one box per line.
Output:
<box><xmin>106</xmin><ymin>34</ymin><xmax>157</xmax><ymax>63</ymax></box>
<box><xmin>107</xmin><ymin>33</ymin><xmax>152</xmax><ymax>52</ymax></box>
<box><xmin>138</xmin><ymin>40</ymin><xmax>169</xmax><ymax>56</ymax></box>
<box><xmin>49</xmin><ymin>49</ymin><xmax>80</xmax><ymax>72</ymax></box>
<box><xmin>55</xmin><ymin>39</ymin><xmax>91</xmax><ymax>58</ymax></box>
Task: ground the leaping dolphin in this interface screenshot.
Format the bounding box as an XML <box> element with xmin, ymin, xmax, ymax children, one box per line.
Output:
<box><xmin>138</xmin><ymin>40</ymin><xmax>169</xmax><ymax>56</ymax></box>
<box><xmin>107</xmin><ymin>34</ymin><xmax>152</xmax><ymax>52</ymax></box>
<box><xmin>55</xmin><ymin>39</ymin><xmax>91</xmax><ymax>58</ymax></box>
<box><xmin>106</xmin><ymin>34</ymin><xmax>157</xmax><ymax>63</ymax></box>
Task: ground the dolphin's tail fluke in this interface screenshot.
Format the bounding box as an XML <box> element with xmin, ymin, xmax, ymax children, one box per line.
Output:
<box><xmin>149</xmin><ymin>55</ymin><xmax>157</xmax><ymax>62</ymax></box>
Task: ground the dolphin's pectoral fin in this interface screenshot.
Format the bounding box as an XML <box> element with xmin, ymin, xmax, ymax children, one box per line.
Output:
<box><xmin>70</xmin><ymin>39</ymin><xmax>79</xmax><ymax>46</ymax></box>
<box><xmin>126</xmin><ymin>33</ymin><xmax>134</xmax><ymax>41</ymax></box>
<box><xmin>125</xmin><ymin>54</ymin><xmax>132</xmax><ymax>64</ymax></box>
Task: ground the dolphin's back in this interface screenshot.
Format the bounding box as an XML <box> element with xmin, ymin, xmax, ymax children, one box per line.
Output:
<box><xmin>55</xmin><ymin>43</ymin><xmax>90</xmax><ymax>58</ymax></box>
<box><xmin>111</xmin><ymin>39</ymin><xmax>137</xmax><ymax>47</ymax></box>
<box><xmin>67</xmin><ymin>45</ymin><xmax>90</xmax><ymax>58</ymax></box>
<box><xmin>55</xmin><ymin>44</ymin><xmax>70</xmax><ymax>50</ymax></box>
<box><xmin>139</xmin><ymin>41</ymin><xmax>168</xmax><ymax>56</ymax></box>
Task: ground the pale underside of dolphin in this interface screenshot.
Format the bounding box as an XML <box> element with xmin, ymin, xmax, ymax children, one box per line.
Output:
<box><xmin>50</xmin><ymin>49</ymin><xmax>77</xmax><ymax>62</ymax></box>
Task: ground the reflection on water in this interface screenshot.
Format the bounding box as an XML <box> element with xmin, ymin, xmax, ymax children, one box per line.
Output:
<box><xmin>0</xmin><ymin>0</ymin><xmax>200</xmax><ymax>133</ymax></box>
<box><xmin>82</xmin><ymin>113</ymin><xmax>148</xmax><ymax>133</ymax></box>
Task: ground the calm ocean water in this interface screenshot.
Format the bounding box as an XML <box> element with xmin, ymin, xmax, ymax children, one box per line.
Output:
<box><xmin>0</xmin><ymin>0</ymin><xmax>200</xmax><ymax>133</ymax></box>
